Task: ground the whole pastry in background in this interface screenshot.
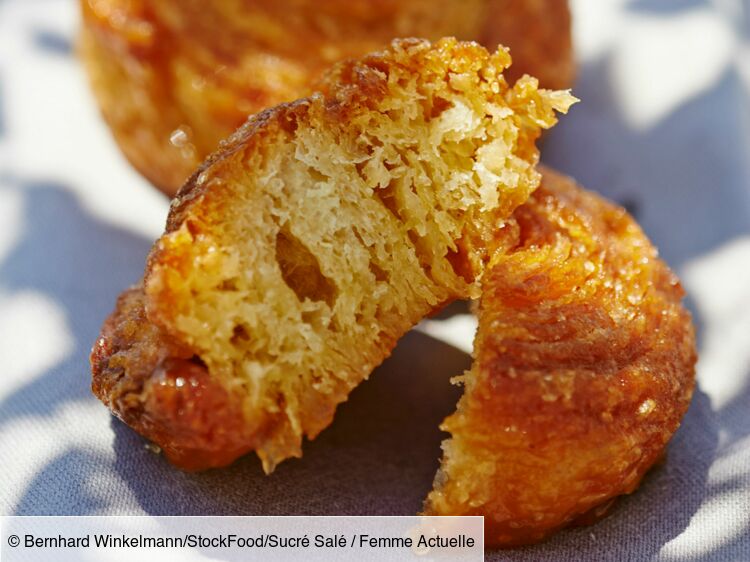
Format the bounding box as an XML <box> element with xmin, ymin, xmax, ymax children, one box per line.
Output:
<box><xmin>91</xmin><ymin>39</ymin><xmax>575</xmax><ymax>472</ymax></box>
<box><xmin>79</xmin><ymin>0</ymin><xmax>574</xmax><ymax>195</ymax></box>
<box><xmin>425</xmin><ymin>167</ymin><xmax>697</xmax><ymax>547</ymax></box>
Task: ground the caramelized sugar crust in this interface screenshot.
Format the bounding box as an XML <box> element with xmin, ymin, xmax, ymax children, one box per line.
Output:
<box><xmin>425</xmin><ymin>167</ymin><xmax>697</xmax><ymax>547</ymax></box>
<box><xmin>79</xmin><ymin>0</ymin><xmax>573</xmax><ymax>194</ymax></box>
<box><xmin>91</xmin><ymin>287</ymin><xmax>255</xmax><ymax>470</ymax></box>
<box><xmin>91</xmin><ymin>39</ymin><xmax>573</xmax><ymax>473</ymax></box>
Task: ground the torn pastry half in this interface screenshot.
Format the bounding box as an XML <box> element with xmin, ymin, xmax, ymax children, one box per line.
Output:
<box><xmin>91</xmin><ymin>38</ymin><xmax>575</xmax><ymax>473</ymax></box>
<box><xmin>425</xmin><ymin>167</ymin><xmax>697</xmax><ymax>547</ymax></box>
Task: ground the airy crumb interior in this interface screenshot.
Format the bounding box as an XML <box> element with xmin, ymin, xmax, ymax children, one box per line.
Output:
<box><xmin>145</xmin><ymin>41</ymin><xmax>574</xmax><ymax>470</ymax></box>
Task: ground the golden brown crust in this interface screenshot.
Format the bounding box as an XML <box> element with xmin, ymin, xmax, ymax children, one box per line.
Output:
<box><xmin>91</xmin><ymin>288</ymin><xmax>259</xmax><ymax>469</ymax></box>
<box><xmin>424</xmin><ymin>167</ymin><xmax>697</xmax><ymax>546</ymax></box>
<box><xmin>80</xmin><ymin>0</ymin><xmax>574</xmax><ymax>195</ymax></box>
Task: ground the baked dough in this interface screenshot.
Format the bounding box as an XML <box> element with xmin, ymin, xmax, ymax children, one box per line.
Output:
<box><xmin>91</xmin><ymin>38</ymin><xmax>574</xmax><ymax>472</ymax></box>
<box><xmin>425</xmin><ymin>167</ymin><xmax>697</xmax><ymax>546</ymax></box>
<box><xmin>79</xmin><ymin>0</ymin><xmax>574</xmax><ymax>194</ymax></box>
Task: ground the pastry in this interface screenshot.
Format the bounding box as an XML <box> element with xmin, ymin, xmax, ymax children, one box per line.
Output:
<box><xmin>80</xmin><ymin>0</ymin><xmax>574</xmax><ymax>194</ymax></box>
<box><xmin>91</xmin><ymin>38</ymin><xmax>575</xmax><ymax>472</ymax></box>
<box><xmin>425</xmin><ymin>167</ymin><xmax>697</xmax><ymax>546</ymax></box>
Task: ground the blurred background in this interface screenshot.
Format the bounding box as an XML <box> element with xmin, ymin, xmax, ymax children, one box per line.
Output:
<box><xmin>0</xmin><ymin>1</ymin><xmax>749</xmax><ymax>560</ymax></box>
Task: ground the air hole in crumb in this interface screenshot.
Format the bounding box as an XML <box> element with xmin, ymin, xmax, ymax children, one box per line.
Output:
<box><xmin>407</xmin><ymin>229</ymin><xmax>422</xmax><ymax>250</ymax></box>
<box><xmin>301</xmin><ymin>310</ymin><xmax>317</xmax><ymax>325</ymax></box>
<box><xmin>369</xmin><ymin>261</ymin><xmax>389</xmax><ymax>282</ymax></box>
<box><xmin>446</xmin><ymin>244</ymin><xmax>473</xmax><ymax>283</ymax></box>
<box><xmin>185</xmin><ymin>219</ymin><xmax>201</xmax><ymax>236</ymax></box>
<box><xmin>309</xmin><ymin>168</ymin><xmax>329</xmax><ymax>183</ymax></box>
<box><xmin>327</xmin><ymin>318</ymin><xmax>339</xmax><ymax>332</ymax></box>
<box><xmin>406</xmin><ymin>229</ymin><xmax>432</xmax><ymax>275</ymax></box>
<box><xmin>276</xmin><ymin>227</ymin><xmax>336</xmax><ymax>307</ymax></box>
<box><xmin>375</xmin><ymin>180</ymin><xmax>402</xmax><ymax>222</ymax></box>
<box><xmin>217</xmin><ymin>278</ymin><xmax>238</xmax><ymax>291</ymax></box>
<box><xmin>406</xmin><ymin>229</ymin><xmax>435</xmax><ymax>279</ymax></box>
<box><xmin>430</xmin><ymin>96</ymin><xmax>452</xmax><ymax>118</ymax></box>
<box><xmin>231</xmin><ymin>325</ymin><xmax>250</xmax><ymax>344</ymax></box>
<box><xmin>186</xmin><ymin>355</ymin><xmax>207</xmax><ymax>369</ymax></box>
